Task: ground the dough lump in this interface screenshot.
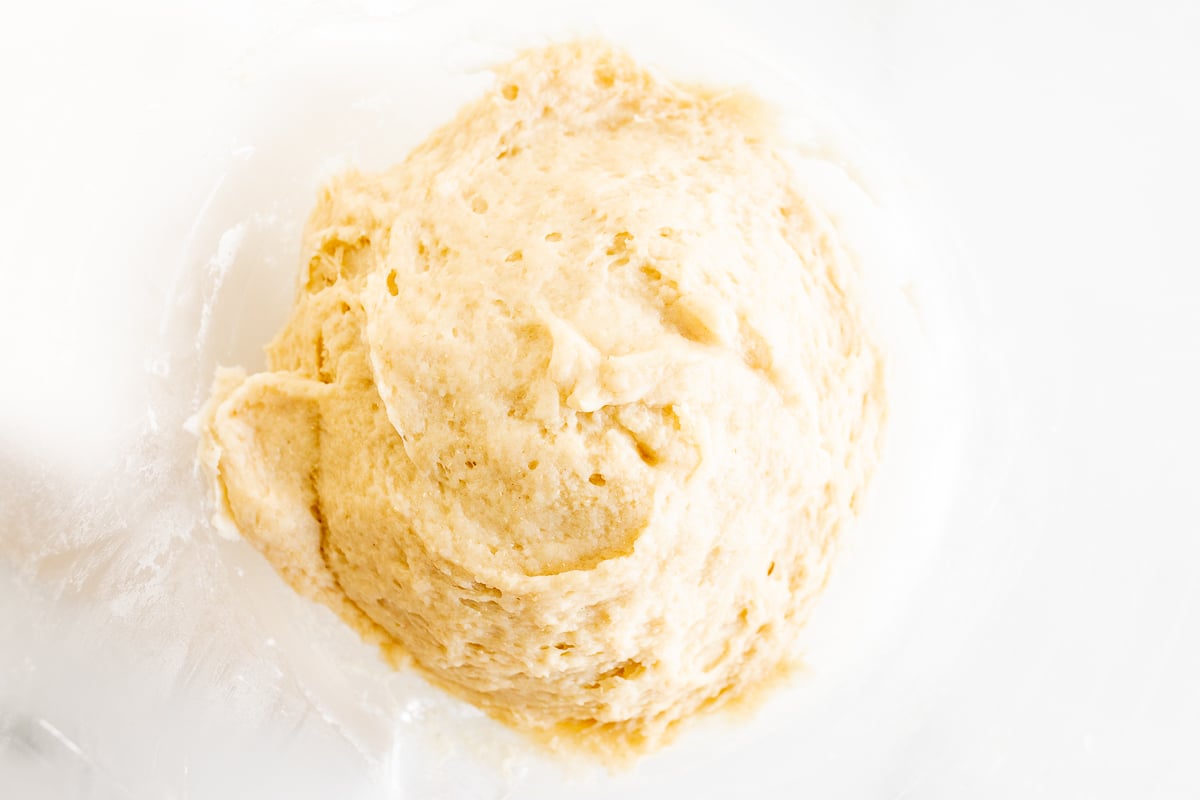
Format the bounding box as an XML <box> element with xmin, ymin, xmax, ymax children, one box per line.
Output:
<box><xmin>201</xmin><ymin>40</ymin><xmax>885</xmax><ymax>759</ymax></box>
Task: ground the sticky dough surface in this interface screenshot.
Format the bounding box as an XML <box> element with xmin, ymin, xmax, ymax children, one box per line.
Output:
<box><xmin>201</xmin><ymin>40</ymin><xmax>885</xmax><ymax>759</ymax></box>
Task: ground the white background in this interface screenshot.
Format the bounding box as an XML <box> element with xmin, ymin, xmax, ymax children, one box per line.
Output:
<box><xmin>2</xmin><ymin>0</ymin><xmax>1198</xmax><ymax>797</ymax></box>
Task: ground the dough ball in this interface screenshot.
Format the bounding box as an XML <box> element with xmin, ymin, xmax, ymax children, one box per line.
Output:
<box><xmin>200</xmin><ymin>40</ymin><xmax>885</xmax><ymax>760</ymax></box>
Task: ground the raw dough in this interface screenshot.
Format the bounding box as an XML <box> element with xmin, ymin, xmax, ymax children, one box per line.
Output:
<box><xmin>200</xmin><ymin>40</ymin><xmax>885</xmax><ymax>760</ymax></box>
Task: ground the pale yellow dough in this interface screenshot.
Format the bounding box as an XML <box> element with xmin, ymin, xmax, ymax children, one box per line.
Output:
<box><xmin>200</xmin><ymin>40</ymin><xmax>885</xmax><ymax>760</ymax></box>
